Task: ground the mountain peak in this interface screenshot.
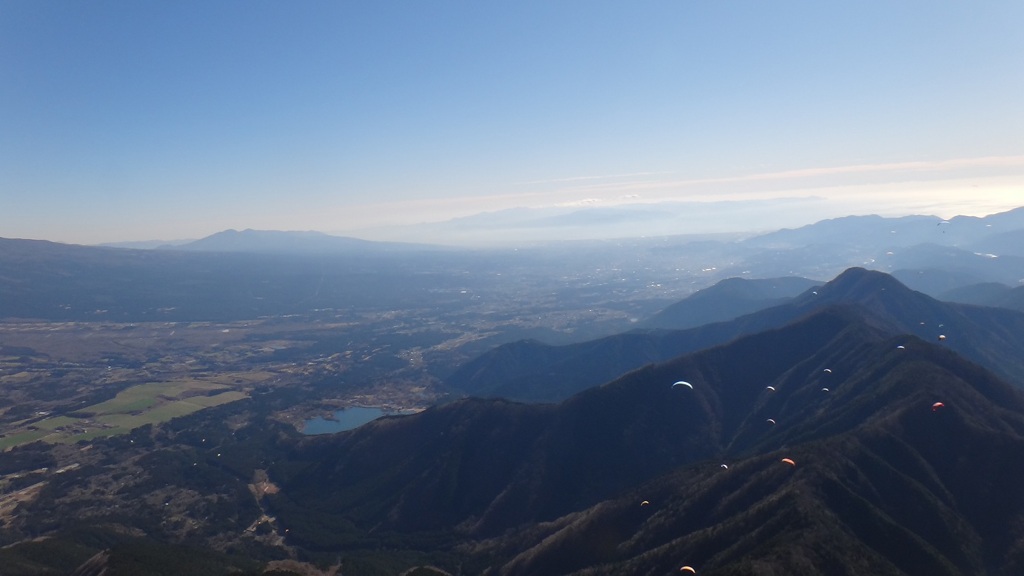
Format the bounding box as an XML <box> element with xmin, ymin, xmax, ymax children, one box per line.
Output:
<box><xmin>828</xmin><ymin>266</ymin><xmax>904</xmax><ymax>290</ymax></box>
<box><xmin>807</xmin><ymin>266</ymin><xmax>912</xmax><ymax>303</ymax></box>
<box><xmin>172</xmin><ymin>229</ymin><xmax>381</xmax><ymax>254</ymax></box>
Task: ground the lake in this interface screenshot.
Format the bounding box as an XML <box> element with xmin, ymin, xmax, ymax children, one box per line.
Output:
<box><xmin>301</xmin><ymin>406</ymin><xmax>393</xmax><ymax>434</ymax></box>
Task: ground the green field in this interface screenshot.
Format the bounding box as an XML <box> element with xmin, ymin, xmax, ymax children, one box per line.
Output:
<box><xmin>83</xmin><ymin>381</ymin><xmax>232</xmax><ymax>416</ymax></box>
<box><xmin>0</xmin><ymin>380</ymin><xmax>249</xmax><ymax>449</ymax></box>
<box><xmin>0</xmin><ymin>429</ymin><xmax>49</xmax><ymax>451</ymax></box>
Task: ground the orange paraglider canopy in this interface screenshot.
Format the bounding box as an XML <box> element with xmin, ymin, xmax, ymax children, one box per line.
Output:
<box><xmin>781</xmin><ymin>458</ymin><xmax>796</xmax><ymax>466</ymax></box>
<box><xmin>680</xmin><ymin>567</ymin><xmax>696</xmax><ymax>574</ymax></box>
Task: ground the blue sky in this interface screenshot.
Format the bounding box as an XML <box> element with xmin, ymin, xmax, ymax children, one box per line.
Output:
<box><xmin>2</xmin><ymin>1</ymin><xmax>1023</xmax><ymax>244</ymax></box>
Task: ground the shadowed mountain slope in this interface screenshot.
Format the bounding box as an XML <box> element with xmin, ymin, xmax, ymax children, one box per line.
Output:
<box><xmin>269</xmin><ymin>309</ymin><xmax>885</xmax><ymax>542</ymax></box>
<box><xmin>267</xmin><ymin>307</ymin><xmax>1024</xmax><ymax>574</ymax></box>
<box><xmin>446</xmin><ymin>268</ymin><xmax>1024</xmax><ymax>402</ymax></box>
<box><xmin>488</xmin><ymin>348</ymin><xmax>1024</xmax><ymax>575</ymax></box>
<box><xmin>966</xmin><ymin>227</ymin><xmax>1024</xmax><ymax>258</ymax></box>
<box><xmin>893</xmin><ymin>267</ymin><xmax>1007</xmax><ymax>298</ymax></box>
<box><xmin>885</xmin><ymin>244</ymin><xmax>1024</xmax><ymax>288</ymax></box>
<box><xmin>492</xmin><ymin>396</ymin><xmax>1024</xmax><ymax>576</ymax></box>
<box><xmin>939</xmin><ymin>283</ymin><xmax>1024</xmax><ymax>313</ymax></box>
<box><xmin>640</xmin><ymin>276</ymin><xmax>821</xmax><ymax>330</ymax></box>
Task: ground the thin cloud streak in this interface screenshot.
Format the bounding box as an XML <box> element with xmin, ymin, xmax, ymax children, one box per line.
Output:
<box><xmin>543</xmin><ymin>155</ymin><xmax>1024</xmax><ymax>196</ymax></box>
<box><xmin>711</xmin><ymin>155</ymin><xmax>1024</xmax><ymax>184</ymax></box>
<box><xmin>331</xmin><ymin>155</ymin><xmax>1024</xmax><ymax>238</ymax></box>
<box><xmin>521</xmin><ymin>171</ymin><xmax>674</xmax><ymax>185</ymax></box>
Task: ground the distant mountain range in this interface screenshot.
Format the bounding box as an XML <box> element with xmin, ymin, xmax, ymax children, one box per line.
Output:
<box><xmin>719</xmin><ymin>209</ymin><xmax>1024</xmax><ymax>289</ymax></box>
<box><xmin>164</xmin><ymin>228</ymin><xmax>440</xmax><ymax>254</ymax></box>
<box><xmin>349</xmin><ymin>198</ymin><xmax>823</xmax><ymax>245</ymax></box>
<box><xmin>0</xmin><ymin>235</ymin><xmax>473</xmax><ymax>321</ymax></box>
<box><xmin>97</xmin><ymin>203</ymin><xmax>1024</xmax><ymax>260</ymax></box>
<box><xmin>743</xmin><ymin>207</ymin><xmax>1024</xmax><ymax>251</ymax></box>
<box><xmin>7</xmin><ymin>206</ymin><xmax>1024</xmax><ymax>326</ymax></box>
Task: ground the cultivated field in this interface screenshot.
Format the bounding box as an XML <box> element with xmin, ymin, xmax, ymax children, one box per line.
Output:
<box><xmin>0</xmin><ymin>379</ymin><xmax>248</xmax><ymax>449</ymax></box>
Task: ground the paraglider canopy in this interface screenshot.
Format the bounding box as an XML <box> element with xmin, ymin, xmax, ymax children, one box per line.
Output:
<box><xmin>823</xmin><ymin>368</ymin><xmax>832</xmax><ymax>374</ymax></box>
<box><xmin>781</xmin><ymin>458</ymin><xmax>796</xmax><ymax>466</ymax></box>
<box><xmin>896</xmin><ymin>345</ymin><xmax>906</xmax><ymax>349</ymax></box>
<box><xmin>765</xmin><ymin>385</ymin><xmax>775</xmax><ymax>392</ymax></box>
<box><xmin>766</xmin><ymin>418</ymin><xmax>776</xmax><ymax>425</ymax></box>
<box><xmin>680</xmin><ymin>567</ymin><xmax>696</xmax><ymax>574</ymax></box>
<box><xmin>932</xmin><ymin>402</ymin><xmax>945</xmax><ymax>412</ymax></box>
<box><xmin>672</xmin><ymin>381</ymin><xmax>693</xmax><ymax>390</ymax></box>
<box><xmin>720</xmin><ymin>464</ymin><xmax>729</xmax><ymax>469</ymax></box>
<box><xmin>640</xmin><ymin>500</ymin><xmax>650</xmax><ymax>507</ymax></box>
<box><xmin>938</xmin><ymin>334</ymin><xmax>947</xmax><ymax>341</ymax></box>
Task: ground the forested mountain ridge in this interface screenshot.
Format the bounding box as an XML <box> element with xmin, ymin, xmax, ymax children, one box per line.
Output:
<box><xmin>266</xmin><ymin>306</ymin><xmax>1024</xmax><ymax>574</ymax></box>
<box><xmin>447</xmin><ymin>267</ymin><xmax>1024</xmax><ymax>402</ymax></box>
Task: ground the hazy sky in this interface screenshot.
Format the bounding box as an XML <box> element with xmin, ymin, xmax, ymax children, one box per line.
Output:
<box><xmin>3</xmin><ymin>1</ymin><xmax>1023</xmax><ymax>245</ymax></box>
